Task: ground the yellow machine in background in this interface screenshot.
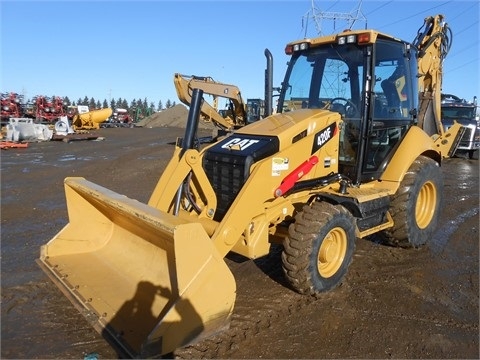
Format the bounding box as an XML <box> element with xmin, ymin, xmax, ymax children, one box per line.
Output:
<box><xmin>174</xmin><ymin>73</ymin><xmax>247</xmax><ymax>131</ymax></box>
<box><xmin>38</xmin><ymin>14</ymin><xmax>463</xmax><ymax>357</ymax></box>
<box><xmin>72</xmin><ymin>107</ymin><xmax>112</xmax><ymax>130</ymax></box>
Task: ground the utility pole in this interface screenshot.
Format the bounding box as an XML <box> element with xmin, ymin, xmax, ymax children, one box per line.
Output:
<box><xmin>21</xmin><ymin>87</ymin><xmax>28</xmax><ymax>104</ymax></box>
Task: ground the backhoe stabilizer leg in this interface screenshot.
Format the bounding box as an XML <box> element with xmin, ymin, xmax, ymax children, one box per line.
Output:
<box><xmin>434</xmin><ymin>121</ymin><xmax>465</xmax><ymax>158</ymax></box>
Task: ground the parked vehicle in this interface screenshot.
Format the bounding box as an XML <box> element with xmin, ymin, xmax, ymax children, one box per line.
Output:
<box><xmin>441</xmin><ymin>94</ymin><xmax>479</xmax><ymax>159</ymax></box>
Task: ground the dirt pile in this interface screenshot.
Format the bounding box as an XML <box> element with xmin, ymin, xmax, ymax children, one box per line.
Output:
<box><xmin>136</xmin><ymin>104</ymin><xmax>214</xmax><ymax>130</ymax></box>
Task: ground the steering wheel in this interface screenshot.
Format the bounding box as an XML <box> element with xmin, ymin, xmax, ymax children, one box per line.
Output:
<box><xmin>330</xmin><ymin>97</ymin><xmax>358</xmax><ymax>117</ymax></box>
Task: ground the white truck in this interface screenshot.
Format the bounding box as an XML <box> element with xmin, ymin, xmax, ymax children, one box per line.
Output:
<box><xmin>441</xmin><ymin>94</ymin><xmax>479</xmax><ymax>159</ymax></box>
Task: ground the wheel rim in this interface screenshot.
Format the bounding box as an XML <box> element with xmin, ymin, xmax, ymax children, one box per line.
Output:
<box><xmin>415</xmin><ymin>180</ymin><xmax>437</xmax><ymax>229</ymax></box>
<box><xmin>317</xmin><ymin>227</ymin><xmax>347</xmax><ymax>278</ymax></box>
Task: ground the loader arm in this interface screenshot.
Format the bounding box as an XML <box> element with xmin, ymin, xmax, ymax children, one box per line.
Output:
<box><xmin>174</xmin><ymin>73</ymin><xmax>247</xmax><ymax>131</ymax></box>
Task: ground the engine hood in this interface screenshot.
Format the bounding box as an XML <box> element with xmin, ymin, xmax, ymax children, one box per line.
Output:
<box><xmin>235</xmin><ymin>109</ymin><xmax>340</xmax><ymax>151</ymax></box>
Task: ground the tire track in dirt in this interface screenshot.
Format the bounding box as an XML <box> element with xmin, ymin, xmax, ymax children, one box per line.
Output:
<box><xmin>175</xmin><ymin>223</ymin><xmax>479</xmax><ymax>359</ymax></box>
<box><xmin>173</xmin><ymin>245</ymin><xmax>323</xmax><ymax>359</ymax></box>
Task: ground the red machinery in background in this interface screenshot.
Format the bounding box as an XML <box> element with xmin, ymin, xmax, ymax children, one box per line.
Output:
<box><xmin>112</xmin><ymin>108</ymin><xmax>133</xmax><ymax>125</ymax></box>
<box><xmin>34</xmin><ymin>95</ymin><xmax>66</xmax><ymax>123</ymax></box>
<box><xmin>66</xmin><ymin>105</ymin><xmax>78</xmax><ymax>121</ymax></box>
<box><xmin>1</xmin><ymin>92</ymin><xmax>23</xmax><ymax>121</ymax></box>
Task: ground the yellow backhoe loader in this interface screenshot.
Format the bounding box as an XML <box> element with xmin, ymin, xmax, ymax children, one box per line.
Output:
<box><xmin>38</xmin><ymin>14</ymin><xmax>463</xmax><ymax>357</ymax></box>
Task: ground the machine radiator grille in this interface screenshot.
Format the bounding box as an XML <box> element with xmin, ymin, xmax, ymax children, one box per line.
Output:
<box><xmin>203</xmin><ymin>153</ymin><xmax>250</xmax><ymax>221</ymax></box>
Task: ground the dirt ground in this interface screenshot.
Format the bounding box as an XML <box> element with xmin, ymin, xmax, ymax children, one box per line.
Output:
<box><xmin>1</xmin><ymin>126</ymin><xmax>478</xmax><ymax>359</ymax></box>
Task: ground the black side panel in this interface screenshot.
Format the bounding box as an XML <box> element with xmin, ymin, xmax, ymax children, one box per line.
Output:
<box><xmin>203</xmin><ymin>135</ymin><xmax>279</xmax><ymax>221</ymax></box>
<box><xmin>319</xmin><ymin>194</ymin><xmax>390</xmax><ymax>231</ymax></box>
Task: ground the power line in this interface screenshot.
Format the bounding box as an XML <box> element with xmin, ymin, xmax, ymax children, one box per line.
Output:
<box><xmin>376</xmin><ymin>1</ymin><xmax>452</xmax><ymax>30</ymax></box>
<box><xmin>364</xmin><ymin>1</ymin><xmax>393</xmax><ymax>16</ymax></box>
<box><xmin>455</xmin><ymin>20</ymin><xmax>479</xmax><ymax>36</ymax></box>
<box><xmin>447</xmin><ymin>58</ymin><xmax>480</xmax><ymax>72</ymax></box>
<box><xmin>325</xmin><ymin>0</ymin><xmax>339</xmax><ymax>12</ymax></box>
<box><xmin>448</xmin><ymin>45</ymin><xmax>477</xmax><ymax>59</ymax></box>
<box><xmin>448</xmin><ymin>2</ymin><xmax>478</xmax><ymax>21</ymax></box>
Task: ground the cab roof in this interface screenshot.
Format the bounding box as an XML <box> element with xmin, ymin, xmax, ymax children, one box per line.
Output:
<box><xmin>287</xmin><ymin>29</ymin><xmax>405</xmax><ymax>47</ymax></box>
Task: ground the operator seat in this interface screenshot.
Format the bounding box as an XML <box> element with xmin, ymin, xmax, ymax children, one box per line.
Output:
<box><xmin>381</xmin><ymin>79</ymin><xmax>401</xmax><ymax>118</ymax></box>
<box><xmin>381</xmin><ymin>65</ymin><xmax>407</xmax><ymax>118</ymax></box>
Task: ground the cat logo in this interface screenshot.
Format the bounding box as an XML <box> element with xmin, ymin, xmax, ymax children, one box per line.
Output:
<box><xmin>221</xmin><ymin>137</ymin><xmax>259</xmax><ymax>151</ymax></box>
<box><xmin>311</xmin><ymin>123</ymin><xmax>337</xmax><ymax>154</ymax></box>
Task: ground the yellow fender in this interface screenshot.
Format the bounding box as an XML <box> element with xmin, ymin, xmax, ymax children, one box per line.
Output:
<box><xmin>381</xmin><ymin>126</ymin><xmax>441</xmax><ymax>185</ymax></box>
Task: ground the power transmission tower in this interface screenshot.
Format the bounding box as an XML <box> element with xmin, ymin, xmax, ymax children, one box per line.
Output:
<box><xmin>300</xmin><ymin>1</ymin><xmax>368</xmax><ymax>98</ymax></box>
<box><xmin>302</xmin><ymin>0</ymin><xmax>368</xmax><ymax>37</ymax></box>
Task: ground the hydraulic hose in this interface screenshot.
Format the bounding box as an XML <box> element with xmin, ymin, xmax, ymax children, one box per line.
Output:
<box><xmin>413</xmin><ymin>16</ymin><xmax>453</xmax><ymax>60</ymax></box>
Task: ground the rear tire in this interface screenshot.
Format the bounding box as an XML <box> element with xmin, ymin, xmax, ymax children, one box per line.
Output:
<box><xmin>282</xmin><ymin>202</ymin><xmax>356</xmax><ymax>295</ymax></box>
<box><xmin>382</xmin><ymin>155</ymin><xmax>443</xmax><ymax>248</ymax></box>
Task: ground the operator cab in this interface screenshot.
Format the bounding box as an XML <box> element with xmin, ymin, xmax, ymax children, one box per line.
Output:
<box><xmin>278</xmin><ymin>31</ymin><xmax>418</xmax><ymax>184</ymax></box>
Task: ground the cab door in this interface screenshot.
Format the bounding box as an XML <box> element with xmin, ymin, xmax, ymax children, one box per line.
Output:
<box><xmin>360</xmin><ymin>40</ymin><xmax>417</xmax><ymax>181</ymax></box>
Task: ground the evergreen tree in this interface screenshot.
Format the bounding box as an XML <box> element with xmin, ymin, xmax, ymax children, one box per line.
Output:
<box><xmin>130</xmin><ymin>98</ymin><xmax>137</xmax><ymax>109</ymax></box>
<box><xmin>89</xmin><ymin>97</ymin><xmax>96</xmax><ymax>109</ymax></box>
<box><xmin>33</xmin><ymin>92</ymin><xmax>186</xmax><ymax>113</ymax></box>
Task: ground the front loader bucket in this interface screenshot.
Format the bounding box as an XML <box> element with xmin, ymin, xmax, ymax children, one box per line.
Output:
<box><xmin>38</xmin><ymin>177</ymin><xmax>236</xmax><ymax>358</ymax></box>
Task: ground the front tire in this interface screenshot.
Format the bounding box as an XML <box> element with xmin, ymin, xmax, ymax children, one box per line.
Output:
<box><xmin>383</xmin><ymin>155</ymin><xmax>443</xmax><ymax>248</ymax></box>
<box><xmin>282</xmin><ymin>202</ymin><xmax>356</xmax><ymax>295</ymax></box>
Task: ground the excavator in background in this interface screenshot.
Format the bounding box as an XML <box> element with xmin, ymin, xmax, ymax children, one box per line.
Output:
<box><xmin>38</xmin><ymin>14</ymin><xmax>463</xmax><ymax>358</ymax></box>
<box><xmin>174</xmin><ymin>73</ymin><xmax>247</xmax><ymax>132</ymax></box>
<box><xmin>175</xmin><ymin>74</ymin><xmax>268</xmax><ymax>131</ymax></box>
